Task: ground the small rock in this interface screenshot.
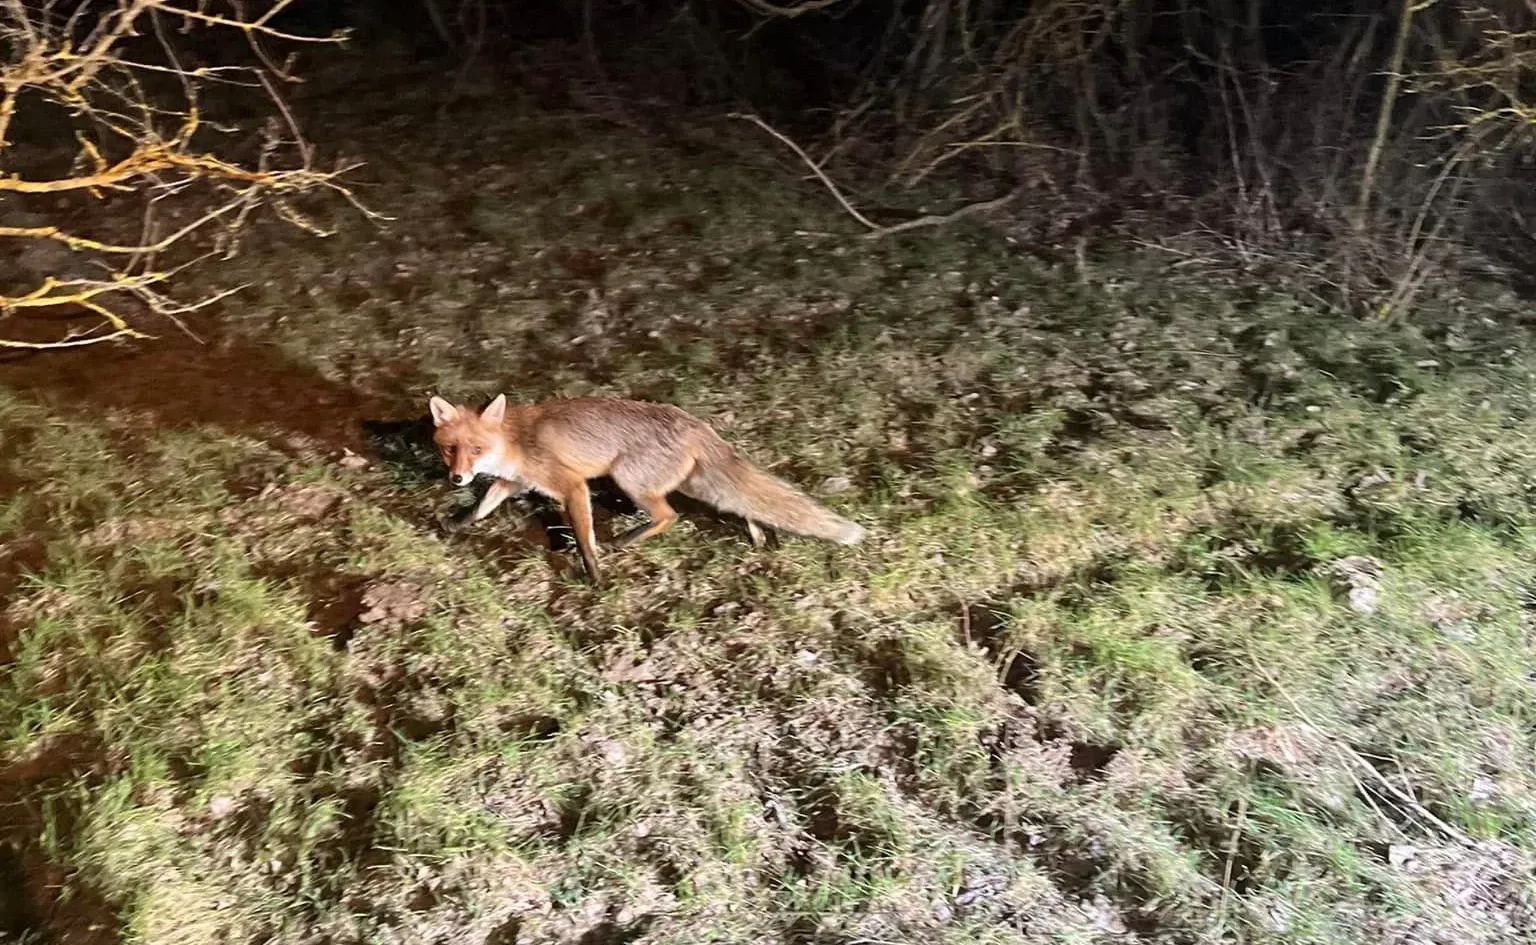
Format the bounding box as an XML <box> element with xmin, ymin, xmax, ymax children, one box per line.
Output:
<box><xmin>587</xmin><ymin>737</ymin><xmax>628</xmax><ymax>766</ymax></box>
<box><xmin>1388</xmin><ymin>843</ymin><xmax>1419</xmax><ymax>869</ymax></box>
<box><xmin>208</xmin><ymin>796</ymin><xmax>239</xmax><ymax>820</ymax></box>
<box><xmin>819</xmin><ymin>476</ymin><xmax>852</xmax><ymax>495</ymax></box>
<box><xmin>1348</xmin><ymin>585</ymin><xmax>1380</xmax><ymax>615</ymax></box>
<box><xmin>338</xmin><ymin>449</ymin><xmax>369</xmax><ymax>469</ymax></box>
<box><xmin>1326</xmin><ymin>555</ymin><xmax>1384</xmax><ymax>616</ymax></box>
<box><xmin>1355</xmin><ymin>468</ymin><xmax>1393</xmax><ymax>490</ymax></box>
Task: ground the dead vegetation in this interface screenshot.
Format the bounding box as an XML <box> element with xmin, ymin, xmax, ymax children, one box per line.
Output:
<box><xmin>716</xmin><ymin>0</ymin><xmax>1536</xmax><ymax>319</ymax></box>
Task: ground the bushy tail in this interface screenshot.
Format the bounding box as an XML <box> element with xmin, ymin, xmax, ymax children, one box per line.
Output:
<box><xmin>684</xmin><ymin>448</ymin><xmax>865</xmax><ymax>545</ymax></box>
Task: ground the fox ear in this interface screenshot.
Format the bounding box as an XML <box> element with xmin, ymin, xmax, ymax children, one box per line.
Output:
<box><xmin>428</xmin><ymin>396</ymin><xmax>459</xmax><ymax>427</ymax></box>
<box><xmin>480</xmin><ymin>393</ymin><xmax>508</xmax><ymax>425</ymax></box>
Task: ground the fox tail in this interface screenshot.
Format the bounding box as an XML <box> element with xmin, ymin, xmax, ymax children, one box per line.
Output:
<box><xmin>685</xmin><ymin>447</ymin><xmax>865</xmax><ymax>545</ymax></box>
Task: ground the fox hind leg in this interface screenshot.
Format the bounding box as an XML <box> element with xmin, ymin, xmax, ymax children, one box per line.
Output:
<box><xmin>609</xmin><ymin>453</ymin><xmax>692</xmax><ymax>549</ymax></box>
<box><xmin>612</xmin><ymin>493</ymin><xmax>680</xmax><ymax>548</ymax></box>
<box><xmin>746</xmin><ymin>519</ymin><xmax>767</xmax><ymax>548</ymax></box>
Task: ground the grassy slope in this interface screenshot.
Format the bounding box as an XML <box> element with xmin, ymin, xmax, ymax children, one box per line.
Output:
<box><xmin>3</xmin><ymin>57</ymin><xmax>1536</xmax><ymax>945</ymax></box>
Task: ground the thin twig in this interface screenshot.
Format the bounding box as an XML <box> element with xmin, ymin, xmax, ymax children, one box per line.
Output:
<box><xmin>728</xmin><ymin>112</ymin><xmax>881</xmax><ymax>231</ymax></box>
<box><xmin>1214</xmin><ymin>764</ymin><xmax>1252</xmax><ymax>933</ymax></box>
<box><xmin>732</xmin><ymin>0</ymin><xmax>849</xmax><ymax>18</ymax></box>
<box><xmin>1355</xmin><ymin>0</ymin><xmax>1416</xmax><ymax>229</ymax></box>
<box><xmin>1251</xmin><ymin>656</ymin><xmax>1473</xmax><ymax>846</ymax></box>
<box><xmin>0</xmin><ymin>327</ymin><xmax>147</xmax><ymax>350</ymax></box>
<box><xmin>730</xmin><ymin>112</ymin><xmax>1023</xmax><ymax>242</ymax></box>
<box><xmin>863</xmin><ymin>187</ymin><xmax>1024</xmax><ymax>241</ymax></box>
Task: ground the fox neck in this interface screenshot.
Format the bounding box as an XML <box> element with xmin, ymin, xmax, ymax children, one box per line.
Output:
<box><xmin>486</xmin><ymin>455</ymin><xmax>521</xmax><ymax>480</ymax></box>
<box><xmin>467</xmin><ymin>408</ymin><xmax>527</xmax><ymax>482</ymax></box>
<box><xmin>482</xmin><ymin>437</ymin><xmax>523</xmax><ymax>481</ymax></box>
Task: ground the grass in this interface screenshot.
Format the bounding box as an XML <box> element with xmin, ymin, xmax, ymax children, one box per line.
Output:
<box><xmin>3</xmin><ymin>46</ymin><xmax>1536</xmax><ymax>945</ymax></box>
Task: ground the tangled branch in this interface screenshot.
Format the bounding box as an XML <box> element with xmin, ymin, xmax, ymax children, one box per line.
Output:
<box><xmin>730</xmin><ymin>0</ymin><xmax>851</xmax><ymax>18</ymax></box>
<box><xmin>0</xmin><ymin>0</ymin><xmax>378</xmax><ymax>350</ymax></box>
<box><xmin>730</xmin><ymin>112</ymin><xmax>1023</xmax><ymax>240</ymax></box>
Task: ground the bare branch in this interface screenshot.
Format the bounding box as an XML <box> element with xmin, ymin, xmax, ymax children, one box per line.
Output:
<box><xmin>731</xmin><ymin>0</ymin><xmax>851</xmax><ymax>19</ymax></box>
<box><xmin>1</xmin><ymin>0</ymin><xmax>373</xmax><ymax>350</ymax></box>
<box><xmin>862</xmin><ymin>186</ymin><xmax>1024</xmax><ymax>241</ymax></box>
<box><xmin>729</xmin><ymin>112</ymin><xmax>881</xmax><ymax>231</ymax></box>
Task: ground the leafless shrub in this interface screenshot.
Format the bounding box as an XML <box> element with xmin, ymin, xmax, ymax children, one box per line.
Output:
<box><xmin>0</xmin><ymin>0</ymin><xmax>375</xmax><ymax>349</ymax></box>
<box><xmin>734</xmin><ymin>0</ymin><xmax>1536</xmax><ymax>318</ymax></box>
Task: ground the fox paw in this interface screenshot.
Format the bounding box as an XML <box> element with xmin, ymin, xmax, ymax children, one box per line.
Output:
<box><xmin>438</xmin><ymin>509</ymin><xmax>478</xmax><ymax>536</ymax></box>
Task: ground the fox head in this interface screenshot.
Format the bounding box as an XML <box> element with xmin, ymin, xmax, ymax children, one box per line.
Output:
<box><xmin>428</xmin><ymin>393</ymin><xmax>508</xmax><ymax>486</ymax></box>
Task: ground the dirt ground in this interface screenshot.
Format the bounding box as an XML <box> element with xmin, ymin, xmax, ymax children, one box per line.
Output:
<box><xmin>0</xmin><ymin>313</ymin><xmax>399</xmax><ymax>451</ymax></box>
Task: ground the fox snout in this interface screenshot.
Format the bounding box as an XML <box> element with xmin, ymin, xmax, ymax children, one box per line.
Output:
<box><xmin>438</xmin><ymin>449</ymin><xmax>480</xmax><ymax>487</ymax></box>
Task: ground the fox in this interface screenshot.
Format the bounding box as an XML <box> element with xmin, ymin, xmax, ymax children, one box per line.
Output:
<box><xmin>427</xmin><ymin>393</ymin><xmax>865</xmax><ymax>584</ymax></box>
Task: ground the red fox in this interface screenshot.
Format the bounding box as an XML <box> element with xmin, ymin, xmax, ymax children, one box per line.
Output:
<box><xmin>428</xmin><ymin>394</ymin><xmax>865</xmax><ymax>583</ymax></box>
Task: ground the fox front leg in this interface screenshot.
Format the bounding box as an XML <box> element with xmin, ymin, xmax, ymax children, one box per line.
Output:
<box><xmin>556</xmin><ymin>478</ymin><xmax>604</xmax><ymax>586</ymax></box>
<box><xmin>472</xmin><ymin>476</ymin><xmax>526</xmax><ymax>523</ymax></box>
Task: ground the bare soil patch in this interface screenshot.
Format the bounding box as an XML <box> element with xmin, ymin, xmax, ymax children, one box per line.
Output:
<box><xmin>0</xmin><ymin>313</ymin><xmax>399</xmax><ymax>452</ymax></box>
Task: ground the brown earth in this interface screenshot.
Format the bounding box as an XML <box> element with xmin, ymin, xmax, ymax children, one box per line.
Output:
<box><xmin>0</xmin><ymin>310</ymin><xmax>403</xmax><ymax>453</ymax></box>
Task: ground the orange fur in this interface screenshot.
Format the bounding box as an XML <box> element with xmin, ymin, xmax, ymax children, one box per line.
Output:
<box><xmin>428</xmin><ymin>394</ymin><xmax>864</xmax><ymax>583</ymax></box>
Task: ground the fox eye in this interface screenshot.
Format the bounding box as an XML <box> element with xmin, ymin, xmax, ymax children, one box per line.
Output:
<box><xmin>470</xmin><ymin>446</ymin><xmax>483</xmax><ymax>456</ymax></box>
